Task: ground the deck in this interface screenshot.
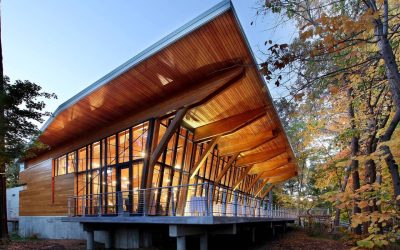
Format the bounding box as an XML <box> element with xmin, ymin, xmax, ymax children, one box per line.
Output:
<box><xmin>63</xmin><ymin>215</ymin><xmax>295</xmax><ymax>225</ymax></box>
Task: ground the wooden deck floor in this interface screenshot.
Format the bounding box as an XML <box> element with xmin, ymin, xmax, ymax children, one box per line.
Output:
<box><xmin>63</xmin><ymin>216</ymin><xmax>295</xmax><ymax>225</ymax></box>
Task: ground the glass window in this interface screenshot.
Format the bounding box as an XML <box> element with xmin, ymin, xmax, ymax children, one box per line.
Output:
<box><xmin>175</xmin><ymin>134</ymin><xmax>185</xmax><ymax>169</ymax></box>
<box><xmin>76</xmin><ymin>173</ymin><xmax>86</xmax><ymax>215</ymax></box>
<box><xmin>67</xmin><ymin>152</ymin><xmax>76</xmax><ymax>173</ymax></box>
<box><xmin>184</xmin><ymin>137</ymin><xmax>193</xmax><ymax>172</ymax></box>
<box><xmin>107</xmin><ymin>135</ymin><xmax>116</xmax><ymax>165</ymax></box>
<box><xmin>165</xmin><ymin>132</ymin><xmax>176</xmax><ymax>166</ymax></box>
<box><xmin>118</xmin><ymin>130</ymin><xmax>130</xmax><ymax>163</ymax></box>
<box><xmin>78</xmin><ymin>147</ymin><xmax>87</xmax><ymax>172</ymax></box>
<box><xmin>57</xmin><ymin>155</ymin><xmax>66</xmax><ymax>176</ymax></box>
<box><xmin>133</xmin><ymin>122</ymin><xmax>148</xmax><ymax>160</ymax></box>
<box><xmin>92</xmin><ymin>141</ymin><xmax>101</xmax><ymax>169</ymax></box>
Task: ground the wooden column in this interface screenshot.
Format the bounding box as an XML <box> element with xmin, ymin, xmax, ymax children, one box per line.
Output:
<box><xmin>245</xmin><ymin>172</ymin><xmax>263</xmax><ymax>193</ymax></box>
<box><xmin>214</xmin><ymin>153</ymin><xmax>239</xmax><ymax>184</ymax></box>
<box><xmin>189</xmin><ymin>136</ymin><xmax>221</xmax><ymax>179</ymax></box>
<box><xmin>233</xmin><ymin>165</ymin><xmax>253</xmax><ymax>190</ymax></box>
<box><xmin>260</xmin><ymin>184</ymin><xmax>275</xmax><ymax>199</ymax></box>
<box><xmin>148</xmin><ymin>107</ymin><xmax>188</xmax><ymax>171</ymax></box>
<box><xmin>254</xmin><ymin>178</ymin><xmax>270</xmax><ymax>197</ymax></box>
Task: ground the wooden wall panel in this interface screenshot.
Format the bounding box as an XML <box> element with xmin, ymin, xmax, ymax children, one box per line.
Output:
<box><xmin>19</xmin><ymin>159</ymin><xmax>74</xmax><ymax>216</ymax></box>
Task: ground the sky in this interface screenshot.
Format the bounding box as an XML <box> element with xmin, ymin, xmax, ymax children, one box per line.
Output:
<box><xmin>2</xmin><ymin>0</ymin><xmax>295</xmax><ymax>125</ymax></box>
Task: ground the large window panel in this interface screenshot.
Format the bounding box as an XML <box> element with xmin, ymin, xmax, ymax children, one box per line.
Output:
<box><xmin>118</xmin><ymin>130</ymin><xmax>130</xmax><ymax>163</ymax></box>
<box><xmin>133</xmin><ymin>122</ymin><xmax>148</xmax><ymax>160</ymax></box>
<box><xmin>107</xmin><ymin>135</ymin><xmax>116</xmax><ymax>165</ymax></box>
<box><xmin>67</xmin><ymin>152</ymin><xmax>76</xmax><ymax>173</ymax></box>
<box><xmin>57</xmin><ymin>155</ymin><xmax>66</xmax><ymax>175</ymax></box>
<box><xmin>78</xmin><ymin>147</ymin><xmax>87</xmax><ymax>172</ymax></box>
<box><xmin>92</xmin><ymin>142</ymin><xmax>101</xmax><ymax>169</ymax></box>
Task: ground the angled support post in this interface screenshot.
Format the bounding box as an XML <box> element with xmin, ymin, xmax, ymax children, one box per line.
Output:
<box><xmin>254</xmin><ymin>178</ymin><xmax>270</xmax><ymax>197</ymax></box>
<box><xmin>233</xmin><ymin>165</ymin><xmax>253</xmax><ymax>190</ymax></box>
<box><xmin>190</xmin><ymin>136</ymin><xmax>221</xmax><ymax>179</ymax></box>
<box><xmin>149</xmin><ymin>107</ymin><xmax>188</xmax><ymax>170</ymax></box>
<box><xmin>214</xmin><ymin>153</ymin><xmax>239</xmax><ymax>184</ymax></box>
<box><xmin>245</xmin><ymin>172</ymin><xmax>263</xmax><ymax>193</ymax></box>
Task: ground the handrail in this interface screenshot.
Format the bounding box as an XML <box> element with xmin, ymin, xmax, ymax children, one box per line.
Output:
<box><xmin>67</xmin><ymin>182</ymin><xmax>323</xmax><ymax>220</ymax></box>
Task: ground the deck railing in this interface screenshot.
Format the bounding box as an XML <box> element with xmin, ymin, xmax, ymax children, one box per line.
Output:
<box><xmin>67</xmin><ymin>182</ymin><xmax>302</xmax><ymax>219</ymax></box>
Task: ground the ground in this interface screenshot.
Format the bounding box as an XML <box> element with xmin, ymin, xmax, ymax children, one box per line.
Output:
<box><xmin>250</xmin><ymin>227</ymin><xmax>350</xmax><ymax>250</ymax></box>
<box><xmin>0</xmin><ymin>227</ymin><xmax>352</xmax><ymax>250</ymax></box>
<box><xmin>0</xmin><ymin>239</ymin><xmax>86</xmax><ymax>250</ymax></box>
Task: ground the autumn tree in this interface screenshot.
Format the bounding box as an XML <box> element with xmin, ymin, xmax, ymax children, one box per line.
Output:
<box><xmin>256</xmin><ymin>0</ymin><xmax>400</xmax><ymax>246</ymax></box>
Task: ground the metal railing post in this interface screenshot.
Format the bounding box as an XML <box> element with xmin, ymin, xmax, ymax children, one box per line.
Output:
<box><xmin>204</xmin><ymin>182</ymin><xmax>209</xmax><ymax>216</ymax></box>
<box><xmin>208</xmin><ymin>183</ymin><xmax>213</xmax><ymax>216</ymax></box>
<box><xmin>233</xmin><ymin>191</ymin><xmax>238</xmax><ymax>217</ymax></box>
<box><xmin>243</xmin><ymin>195</ymin><xmax>247</xmax><ymax>217</ymax></box>
<box><xmin>171</xmin><ymin>187</ymin><xmax>176</xmax><ymax>216</ymax></box>
<box><xmin>222</xmin><ymin>189</ymin><xmax>227</xmax><ymax>216</ymax></box>
<box><xmin>117</xmin><ymin>191</ymin><xmax>123</xmax><ymax>216</ymax></box>
<box><xmin>143</xmin><ymin>189</ymin><xmax>147</xmax><ymax>216</ymax></box>
<box><xmin>97</xmin><ymin>194</ymin><xmax>102</xmax><ymax>216</ymax></box>
<box><xmin>67</xmin><ymin>198</ymin><xmax>71</xmax><ymax>217</ymax></box>
<box><xmin>81</xmin><ymin>197</ymin><xmax>85</xmax><ymax>217</ymax></box>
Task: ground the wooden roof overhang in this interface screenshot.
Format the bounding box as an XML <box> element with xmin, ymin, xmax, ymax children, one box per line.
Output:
<box><xmin>39</xmin><ymin>0</ymin><xmax>298</xmax><ymax>185</ymax></box>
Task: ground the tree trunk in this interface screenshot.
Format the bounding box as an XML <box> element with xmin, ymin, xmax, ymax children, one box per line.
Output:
<box><xmin>334</xmin><ymin>166</ymin><xmax>351</xmax><ymax>227</ymax></box>
<box><xmin>381</xmin><ymin>145</ymin><xmax>400</xmax><ymax>207</ymax></box>
<box><xmin>0</xmin><ymin>1</ymin><xmax>8</xmax><ymax>240</ymax></box>
<box><xmin>348</xmin><ymin>87</ymin><xmax>361</xmax><ymax>234</ymax></box>
<box><xmin>371</xmin><ymin>0</ymin><xmax>400</xmax><ymax>209</ymax></box>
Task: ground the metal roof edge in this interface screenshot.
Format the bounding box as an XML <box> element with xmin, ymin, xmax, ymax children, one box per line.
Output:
<box><xmin>40</xmin><ymin>0</ymin><xmax>232</xmax><ymax>132</ymax></box>
<box><xmin>229</xmin><ymin>3</ymin><xmax>299</xmax><ymax>169</ymax></box>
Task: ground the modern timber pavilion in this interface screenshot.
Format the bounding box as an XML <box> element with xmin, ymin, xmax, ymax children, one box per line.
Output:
<box><xmin>19</xmin><ymin>1</ymin><xmax>298</xmax><ymax>249</ymax></box>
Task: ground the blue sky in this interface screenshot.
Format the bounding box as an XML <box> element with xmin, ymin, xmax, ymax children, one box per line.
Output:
<box><xmin>3</xmin><ymin>0</ymin><xmax>295</xmax><ymax>122</ymax></box>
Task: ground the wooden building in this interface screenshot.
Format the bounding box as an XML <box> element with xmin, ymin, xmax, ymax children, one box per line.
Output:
<box><xmin>18</xmin><ymin>1</ymin><xmax>297</xmax><ymax>249</ymax></box>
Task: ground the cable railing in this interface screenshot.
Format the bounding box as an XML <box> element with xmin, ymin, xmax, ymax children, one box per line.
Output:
<box><xmin>67</xmin><ymin>182</ymin><xmax>302</xmax><ymax>220</ymax></box>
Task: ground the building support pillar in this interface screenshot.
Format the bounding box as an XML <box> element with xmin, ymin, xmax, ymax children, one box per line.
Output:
<box><xmin>200</xmin><ymin>233</ymin><xmax>208</xmax><ymax>250</ymax></box>
<box><xmin>251</xmin><ymin>227</ymin><xmax>256</xmax><ymax>243</ymax></box>
<box><xmin>104</xmin><ymin>231</ymin><xmax>112</xmax><ymax>249</ymax></box>
<box><xmin>142</xmin><ymin>231</ymin><xmax>152</xmax><ymax>247</ymax></box>
<box><xmin>86</xmin><ymin>230</ymin><xmax>94</xmax><ymax>250</ymax></box>
<box><xmin>176</xmin><ymin>236</ymin><xmax>186</xmax><ymax>250</ymax></box>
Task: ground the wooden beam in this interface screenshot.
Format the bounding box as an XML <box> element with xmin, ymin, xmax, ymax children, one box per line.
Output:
<box><xmin>148</xmin><ymin>108</ymin><xmax>188</xmax><ymax>171</ymax></box>
<box><xmin>233</xmin><ymin>165</ymin><xmax>253</xmax><ymax>190</ymax></box>
<box><xmin>245</xmin><ymin>172</ymin><xmax>263</xmax><ymax>193</ymax></box>
<box><xmin>218</xmin><ymin>130</ymin><xmax>278</xmax><ymax>156</ymax></box>
<box><xmin>260</xmin><ymin>184</ymin><xmax>275</xmax><ymax>199</ymax></box>
<box><xmin>268</xmin><ymin>171</ymin><xmax>297</xmax><ymax>184</ymax></box>
<box><xmin>190</xmin><ymin>136</ymin><xmax>221</xmax><ymax>179</ymax></box>
<box><xmin>194</xmin><ymin>107</ymin><xmax>266</xmax><ymax>142</ymax></box>
<box><xmin>261</xmin><ymin>164</ymin><xmax>296</xmax><ymax>178</ymax></box>
<box><xmin>145</xmin><ymin>119</ymin><xmax>160</xmax><ymax>189</ymax></box>
<box><xmin>214</xmin><ymin>153</ymin><xmax>239</xmax><ymax>184</ymax></box>
<box><xmin>249</xmin><ymin>158</ymin><xmax>290</xmax><ymax>175</ymax></box>
<box><xmin>254</xmin><ymin>178</ymin><xmax>270</xmax><ymax>196</ymax></box>
<box><xmin>236</xmin><ymin>147</ymin><xmax>286</xmax><ymax>166</ymax></box>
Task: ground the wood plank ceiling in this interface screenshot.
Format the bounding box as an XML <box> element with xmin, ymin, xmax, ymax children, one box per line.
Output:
<box><xmin>39</xmin><ymin>6</ymin><xmax>297</xmax><ymax>184</ymax></box>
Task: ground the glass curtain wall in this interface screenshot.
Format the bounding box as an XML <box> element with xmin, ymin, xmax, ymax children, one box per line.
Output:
<box><xmin>54</xmin><ymin>115</ymin><xmax>259</xmax><ymax>216</ymax></box>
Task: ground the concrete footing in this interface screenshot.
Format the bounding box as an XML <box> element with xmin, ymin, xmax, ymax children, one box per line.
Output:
<box><xmin>200</xmin><ymin>233</ymin><xmax>208</xmax><ymax>250</ymax></box>
<box><xmin>176</xmin><ymin>236</ymin><xmax>186</xmax><ymax>250</ymax></box>
<box><xmin>86</xmin><ymin>231</ymin><xmax>94</xmax><ymax>250</ymax></box>
<box><xmin>104</xmin><ymin>231</ymin><xmax>112</xmax><ymax>249</ymax></box>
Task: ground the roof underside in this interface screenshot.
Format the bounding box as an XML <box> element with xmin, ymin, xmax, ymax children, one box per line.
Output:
<box><xmin>39</xmin><ymin>1</ymin><xmax>297</xmax><ymax>184</ymax></box>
